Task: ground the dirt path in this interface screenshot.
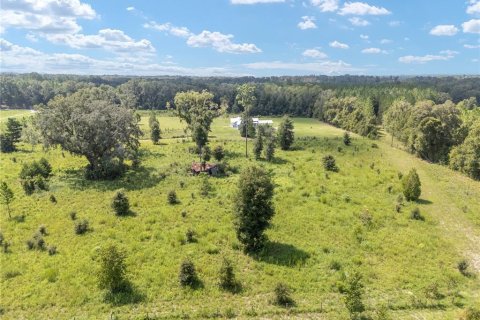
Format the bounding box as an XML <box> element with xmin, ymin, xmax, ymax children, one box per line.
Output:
<box><xmin>377</xmin><ymin>135</ymin><xmax>480</xmax><ymax>273</ymax></box>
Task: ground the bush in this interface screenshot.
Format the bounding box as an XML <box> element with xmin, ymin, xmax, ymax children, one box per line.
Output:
<box><xmin>179</xmin><ymin>259</ymin><xmax>198</xmax><ymax>287</ymax></box>
<box><xmin>458</xmin><ymin>260</ymin><xmax>471</xmax><ymax>277</ymax></box>
<box><xmin>199</xmin><ymin>176</ymin><xmax>211</xmax><ymax>197</ymax></box>
<box><xmin>97</xmin><ymin>245</ymin><xmax>129</xmax><ymax>293</ymax></box>
<box><xmin>49</xmin><ymin>194</ymin><xmax>57</xmax><ymax>203</ymax></box>
<box><xmin>410</xmin><ymin>207</ymin><xmax>424</xmax><ymax>221</ymax></box>
<box><xmin>343</xmin><ymin>271</ymin><xmax>365</xmax><ymax>319</ymax></box>
<box><xmin>185</xmin><ymin>229</ymin><xmax>196</xmax><ymax>243</ymax></box>
<box><xmin>213</xmin><ymin>145</ymin><xmax>225</xmax><ymax>161</ymax></box>
<box><xmin>459</xmin><ymin>307</ymin><xmax>480</xmax><ymax>320</ymax></box>
<box><xmin>111</xmin><ymin>190</ymin><xmax>130</xmax><ymax>216</ymax></box>
<box><xmin>48</xmin><ymin>245</ymin><xmax>57</xmax><ymax>256</ymax></box>
<box><xmin>277</xmin><ymin>116</ymin><xmax>295</xmax><ymax>151</ymax></box>
<box><xmin>75</xmin><ymin>219</ymin><xmax>89</xmax><ymax>235</ymax></box>
<box><xmin>322</xmin><ymin>155</ymin><xmax>339</xmax><ymax>172</ymax></box>
<box><xmin>168</xmin><ymin>190</ymin><xmax>178</xmax><ymax>205</ymax></box>
<box><xmin>274</xmin><ymin>282</ymin><xmax>294</xmax><ymax>307</ymax></box>
<box><xmin>402</xmin><ymin>169</ymin><xmax>421</xmax><ymax>201</ymax></box>
<box><xmin>343</xmin><ymin>132</ymin><xmax>351</xmax><ymax>146</ymax></box>
<box><xmin>38</xmin><ymin>225</ymin><xmax>47</xmax><ymax>235</ymax></box>
<box><xmin>70</xmin><ymin>211</ymin><xmax>77</xmax><ymax>220</ymax></box>
<box><xmin>219</xmin><ymin>258</ymin><xmax>237</xmax><ymax>291</ymax></box>
<box><xmin>27</xmin><ymin>233</ymin><xmax>46</xmax><ymax>251</ymax></box>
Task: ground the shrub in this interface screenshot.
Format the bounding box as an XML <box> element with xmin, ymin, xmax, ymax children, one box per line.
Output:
<box><xmin>402</xmin><ymin>169</ymin><xmax>421</xmax><ymax>201</ymax></box>
<box><xmin>181</xmin><ymin>210</ymin><xmax>187</xmax><ymax>218</ymax></box>
<box><xmin>75</xmin><ymin>219</ymin><xmax>89</xmax><ymax>235</ymax></box>
<box><xmin>213</xmin><ymin>145</ymin><xmax>225</xmax><ymax>161</ymax></box>
<box><xmin>199</xmin><ymin>176</ymin><xmax>211</xmax><ymax>197</ymax></box>
<box><xmin>168</xmin><ymin>190</ymin><xmax>178</xmax><ymax>205</ymax></box>
<box><xmin>274</xmin><ymin>282</ymin><xmax>294</xmax><ymax>307</ymax></box>
<box><xmin>38</xmin><ymin>158</ymin><xmax>52</xmax><ymax>177</ymax></box>
<box><xmin>97</xmin><ymin>245</ymin><xmax>129</xmax><ymax>293</ymax></box>
<box><xmin>21</xmin><ymin>179</ymin><xmax>35</xmax><ymax>195</ymax></box>
<box><xmin>49</xmin><ymin>194</ymin><xmax>57</xmax><ymax>203</ymax></box>
<box><xmin>343</xmin><ymin>132</ymin><xmax>351</xmax><ymax>146</ymax></box>
<box><xmin>343</xmin><ymin>271</ymin><xmax>365</xmax><ymax>319</ymax></box>
<box><xmin>70</xmin><ymin>211</ymin><xmax>77</xmax><ymax>220</ymax></box>
<box><xmin>48</xmin><ymin>245</ymin><xmax>57</xmax><ymax>256</ymax></box>
<box><xmin>322</xmin><ymin>155</ymin><xmax>339</xmax><ymax>172</ymax></box>
<box><xmin>264</xmin><ymin>136</ymin><xmax>275</xmax><ymax>162</ymax></box>
<box><xmin>410</xmin><ymin>207</ymin><xmax>424</xmax><ymax>221</ymax></box>
<box><xmin>219</xmin><ymin>258</ymin><xmax>237</xmax><ymax>291</ymax></box>
<box><xmin>179</xmin><ymin>259</ymin><xmax>198</xmax><ymax>287</ymax></box>
<box><xmin>27</xmin><ymin>233</ymin><xmax>46</xmax><ymax>250</ymax></box>
<box><xmin>111</xmin><ymin>190</ymin><xmax>129</xmax><ymax>216</ymax></box>
<box><xmin>458</xmin><ymin>260</ymin><xmax>471</xmax><ymax>277</ymax></box>
<box><xmin>185</xmin><ymin>229</ymin><xmax>196</xmax><ymax>243</ymax></box>
<box><xmin>329</xmin><ymin>260</ymin><xmax>342</xmax><ymax>271</ymax></box>
<box><xmin>38</xmin><ymin>225</ymin><xmax>47</xmax><ymax>235</ymax></box>
<box><xmin>3</xmin><ymin>241</ymin><xmax>10</xmax><ymax>253</ymax></box>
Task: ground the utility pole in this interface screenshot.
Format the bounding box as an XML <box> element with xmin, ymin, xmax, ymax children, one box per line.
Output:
<box><xmin>245</xmin><ymin>115</ymin><xmax>248</xmax><ymax>158</ymax></box>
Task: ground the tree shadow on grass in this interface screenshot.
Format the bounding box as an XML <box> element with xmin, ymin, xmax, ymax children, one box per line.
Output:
<box><xmin>416</xmin><ymin>199</ymin><xmax>433</xmax><ymax>205</ymax></box>
<box><xmin>224</xmin><ymin>150</ymin><xmax>244</xmax><ymax>159</ymax></box>
<box><xmin>104</xmin><ymin>282</ymin><xmax>144</xmax><ymax>306</ymax></box>
<box><xmin>63</xmin><ymin>166</ymin><xmax>166</xmax><ymax>192</ymax></box>
<box><xmin>253</xmin><ymin>241</ymin><xmax>310</xmax><ymax>267</ymax></box>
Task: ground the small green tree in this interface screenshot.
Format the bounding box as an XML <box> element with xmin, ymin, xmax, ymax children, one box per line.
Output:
<box><xmin>168</xmin><ymin>190</ymin><xmax>178</xmax><ymax>204</ymax></box>
<box><xmin>0</xmin><ymin>118</ymin><xmax>23</xmax><ymax>152</ymax></box>
<box><xmin>274</xmin><ymin>282</ymin><xmax>294</xmax><ymax>307</ymax></box>
<box><xmin>323</xmin><ymin>155</ymin><xmax>339</xmax><ymax>172</ymax></box>
<box><xmin>264</xmin><ymin>136</ymin><xmax>275</xmax><ymax>162</ymax></box>
<box><xmin>402</xmin><ymin>169</ymin><xmax>421</xmax><ymax>201</ymax></box>
<box><xmin>343</xmin><ymin>271</ymin><xmax>365</xmax><ymax>320</ymax></box>
<box><xmin>238</xmin><ymin>114</ymin><xmax>256</xmax><ymax>138</ymax></box>
<box><xmin>0</xmin><ymin>182</ymin><xmax>14</xmax><ymax>218</ymax></box>
<box><xmin>111</xmin><ymin>190</ymin><xmax>130</xmax><ymax>215</ymax></box>
<box><xmin>233</xmin><ymin>166</ymin><xmax>275</xmax><ymax>252</ymax></box>
<box><xmin>212</xmin><ymin>145</ymin><xmax>225</xmax><ymax>161</ymax></box>
<box><xmin>343</xmin><ymin>132</ymin><xmax>351</xmax><ymax>146</ymax></box>
<box><xmin>179</xmin><ymin>259</ymin><xmax>198</xmax><ymax>287</ymax></box>
<box><xmin>253</xmin><ymin>133</ymin><xmax>263</xmax><ymax>160</ymax></box>
<box><xmin>219</xmin><ymin>258</ymin><xmax>237</xmax><ymax>291</ymax></box>
<box><xmin>149</xmin><ymin>111</ymin><xmax>161</xmax><ymax>144</ymax></box>
<box><xmin>97</xmin><ymin>245</ymin><xmax>129</xmax><ymax>293</ymax></box>
<box><xmin>277</xmin><ymin>116</ymin><xmax>294</xmax><ymax>150</ymax></box>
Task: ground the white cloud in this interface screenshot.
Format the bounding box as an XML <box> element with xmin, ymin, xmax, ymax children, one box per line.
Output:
<box><xmin>467</xmin><ymin>1</ymin><xmax>480</xmax><ymax>14</ymax></box>
<box><xmin>186</xmin><ymin>31</ymin><xmax>261</xmax><ymax>54</ymax></box>
<box><xmin>429</xmin><ymin>25</ymin><xmax>459</xmax><ymax>36</ymax></box>
<box><xmin>126</xmin><ymin>6</ymin><xmax>135</xmax><ymax>11</ymax></box>
<box><xmin>464</xmin><ymin>44</ymin><xmax>480</xmax><ymax>48</ymax></box>
<box><xmin>462</xmin><ymin>19</ymin><xmax>480</xmax><ymax>34</ymax></box>
<box><xmin>298</xmin><ymin>16</ymin><xmax>317</xmax><ymax>30</ymax></box>
<box><xmin>360</xmin><ymin>34</ymin><xmax>369</xmax><ymax>39</ymax></box>
<box><xmin>349</xmin><ymin>17</ymin><xmax>370</xmax><ymax>26</ymax></box>
<box><xmin>339</xmin><ymin>2</ymin><xmax>391</xmax><ymax>16</ymax></box>
<box><xmin>0</xmin><ymin>38</ymin><xmax>241</xmax><ymax>76</ymax></box>
<box><xmin>310</xmin><ymin>0</ymin><xmax>339</xmax><ymax>12</ymax></box>
<box><xmin>1</xmin><ymin>0</ymin><xmax>96</xmax><ymax>34</ymax></box>
<box><xmin>230</xmin><ymin>0</ymin><xmax>285</xmax><ymax>4</ymax></box>
<box><xmin>389</xmin><ymin>21</ymin><xmax>402</xmax><ymax>27</ymax></box>
<box><xmin>361</xmin><ymin>47</ymin><xmax>387</xmax><ymax>54</ymax></box>
<box><xmin>399</xmin><ymin>50</ymin><xmax>458</xmax><ymax>64</ymax></box>
<box><xmin>329</xmin><ymin>40</ymin><xmax>349</xmax><ymax>49</ymax></box>
<box><xmin>145</xmin><ymin>21</ymin><xmax>261</xmax><ymax>54</ymax></box>
<box><xmin>44</xmin><ymin>29</ymin><xmax>155</xmax><ymax>54</ymax></box>
<box><xmin>380</xmin><ymin>39</ymin><xmax>392</xmax><ymax>44</ymax></box>
<box><xmin>244</xmin><ymin>60</ymin><xmax>362</xmax><ymax>74</ymax></box>
<box><xmin>302</xmin><ymin>48</ymin><xmax>328</xmax><ymax>59</ymax></box>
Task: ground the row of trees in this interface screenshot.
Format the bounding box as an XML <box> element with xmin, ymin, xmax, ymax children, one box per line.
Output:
<box><xmin>383</xmin><ymin>98</ymin><xmax>480</xmax><ymax>179</ymax></box>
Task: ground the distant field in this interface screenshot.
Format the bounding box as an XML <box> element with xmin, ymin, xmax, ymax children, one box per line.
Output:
<box><xmin>0</xmin><ymin>111</ymin><xmax>479</xmax><ymax>319</ymax></box>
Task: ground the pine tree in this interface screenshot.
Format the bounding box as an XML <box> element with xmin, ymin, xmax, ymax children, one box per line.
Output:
<box><xmin>402</xmin><ymin>169</ymin><xmax>421</xmax><ymax>201</ymax></box>
<box><xmin>0</xmin><ymin>182</ymin><xmax>14</xmax><ymax>218</ymax></box>
<box><xmin>277</xmin><ymin>116</ymin><xmax>294</xmax><ymax>150</ymax></box>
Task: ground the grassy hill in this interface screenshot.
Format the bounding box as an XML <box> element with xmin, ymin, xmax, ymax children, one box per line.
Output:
<box><xmin>1</xmin><ymin>112</ymin><xmax>479</xmax><ymax>319</ymax></box>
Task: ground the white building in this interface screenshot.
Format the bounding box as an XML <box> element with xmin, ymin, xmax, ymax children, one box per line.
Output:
<box><xmin>230</xmin><ymin>117</ymin><xmax>273</xmax><ymax>128</ymax></box>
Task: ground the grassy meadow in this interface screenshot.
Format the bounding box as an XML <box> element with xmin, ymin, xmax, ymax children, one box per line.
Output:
<box><xmin>0</xmin><ymin>111</ymin><xmax>479</xmax><ymax>319</ymax></box>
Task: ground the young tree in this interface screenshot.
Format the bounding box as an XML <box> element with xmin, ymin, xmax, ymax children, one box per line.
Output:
<box><xmin>35</xmin><ymin>87</ymin><xmax>142</xmax><ymax>180</ymax></box>
<box><xmin>97</xmin><ymin>245</ymin><xmax>129</xmax><ymax>293</ymax></box>
<box><xmin>343</xmin><ymin>132</ymin><xmax>351</xmax><ymax>146</ymax></box>
<box><xmin>236</xmin><ymin>84</ymin><xmax>256</xmax><ymax>157</ymax></box>
<box><xmin>343</xmin><ymin>271</ymin><xmax>365</xmax><ymax>320</ymax></box>
<box><xmin>0</xmin><ymin>182</ymin><xmax>14</xmax><ymax>218</ymax></box>
<box><xmin>174</xmin><ymin>90</ymin><xmax>218</xmax><ymax>158</ymax></box>
<box><xmin>179</xmin><ymin>259</ymin><xmax>198</xmax><ymax>287</ymax></box>
<box><xmin>0</xmin><ymin>118</ymin><xmax>23</xmax><ymax>152</ymax></box>
<box><xmin>212</xmin><ymin>145</ymin><xmax>225</xmax><ymax>161</ymax></box>
<box><xmin>264</xmin><ymin>135</ymin><xmax>275</xmax><ymax>162</ymax></box>
<box><xmin>402</xmin><ymin>169</ymin><xmax>421</xmax><ymax>201</ymax></box>
<box><xmin>322</xmin><ymin>155</ymin><xmax>339</xmax><ymax>172</ymax></box>
<box><xmin>253</xmin><ymin>132</ymin><xmax>263</xmax><ymax>160</ymax></box>
<box><xmin>277</xmin><ymin>116</ymin><xmax>294</xmax><ymax>150</ymax></box>
<box><xmin>111</xmin><ymin>190</ymin><xmax>130</xmax><ymax>216</ymax></box>
<box><xmin>218</xmin><ymin>258</ymin><xmax>237</xmax><ymax>291</ymax></box>
<box><xmin>233</xmin><ymin>166</ymin><xmax>275</xmax><ymax>253</ymax></box>
<box><xmin>238</xmin><ymin>113</ymin><xmax>256</xmax><ymax>138</ymax></box>
<box><xmin>149</xmin><ymin>112</ymin><xmax>161</xmax><ymax>144</ymax></box>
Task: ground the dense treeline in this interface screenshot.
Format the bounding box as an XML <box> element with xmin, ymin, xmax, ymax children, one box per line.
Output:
<box><xmin>1</xmin><ymin>73</ymin><xmax>479</xmax><ymax>113</ymax></box>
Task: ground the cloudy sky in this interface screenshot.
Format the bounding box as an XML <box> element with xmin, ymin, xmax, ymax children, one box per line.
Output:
<box><xmin>0</xmin><ymin>0</ymin><xmax>479</xmax><ymax>76</ymax></box>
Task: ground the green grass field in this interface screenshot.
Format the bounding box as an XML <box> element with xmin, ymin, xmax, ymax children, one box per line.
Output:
<box><xmin>1</xmin><ymin>111</ymin><xmax>479</xmax><ymax>319</ymax></box>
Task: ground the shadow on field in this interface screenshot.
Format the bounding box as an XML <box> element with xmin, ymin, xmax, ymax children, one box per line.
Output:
<box><xmin>416</xmin><ymin>198</ymin><xmax>433</xmax><ymax>205</ymax></box>
<box><xmin>254</xmin><ymin>241</ymin><xmax>310</xmax><ymax>267</ymax></box>
<box><xmin>224</xmin><ymin>150</ymin><xmax>244</xmax><ymax>159</ymax></box>
<box><xmin>104</xmin><ymin>282</ymin><xmax>144</xmax><ymax>306</ymax></box>
<box><xmin>64</xmin><ymin>166</ymin><xmax>165</xmax><ymax>191</ymax></box>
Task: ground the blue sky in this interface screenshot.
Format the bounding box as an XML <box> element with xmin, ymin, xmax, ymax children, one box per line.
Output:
<box><xmin>1</xmin><ymin>0</ymin><xmax>479</xmax><ymax>76</ymax></box>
